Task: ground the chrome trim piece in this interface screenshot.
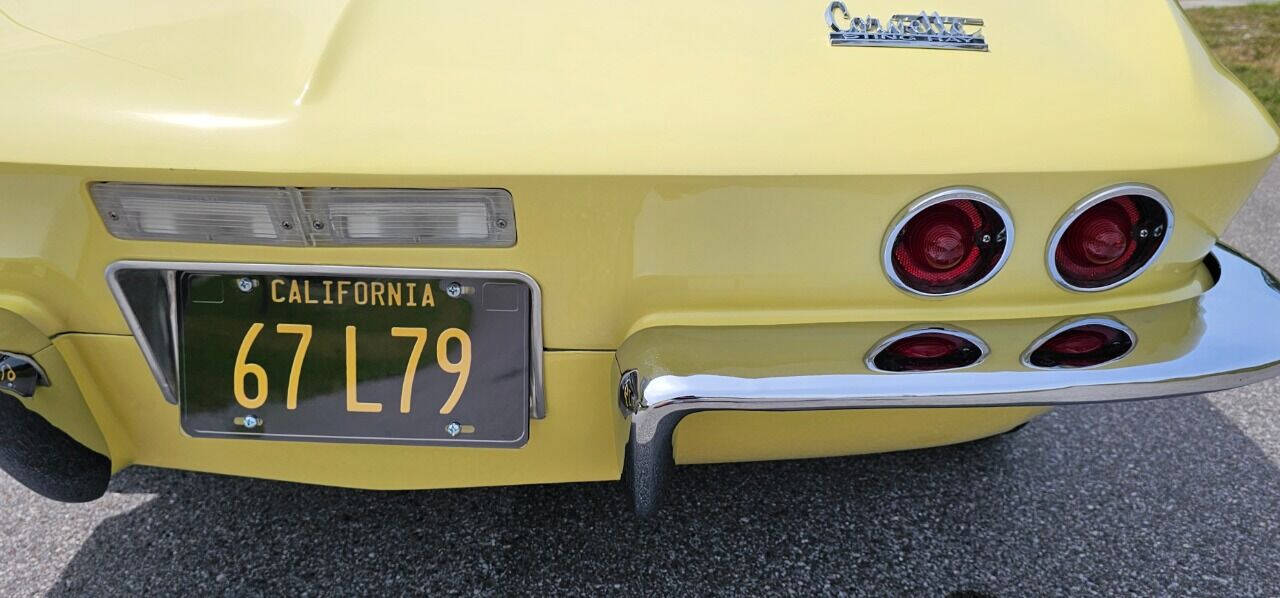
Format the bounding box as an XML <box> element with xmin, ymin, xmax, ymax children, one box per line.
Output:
<box><xmin>1020</xmin><ymin>316</ymin><xmax>1137</xmax><ymax>370</ymax></box>
<box><xmin>1046</xmin><ymin>184</ymin><xmax>1174</xmax><ymax>292</ymax></box>
<box><xmin>107</xmin><ymin>268</ymin><xmax>180</xmax><ymax>403</ymax></box>
<box><xmin>619</xmin><ymin>244</ymin><xmax>1280</xmax><ymax>516</ymax></box>
<box><xmin>881</xmin><ymin>187</ymin><xmax>1015</xmax><ymax>298</ymax></box>
<box><xmin>863</xmin><ymin>325</ymin><xmax>989</xmax><ymax>373</ymax></box>
<box><xmin>105</xmin><ymin>261</ymin><xmax>546</xmax><ymax>419</ymax></box>
<box><xmin>826</xmin><ymin>1</ymin><xmax>988</xmax><ymax>51</ymax></box>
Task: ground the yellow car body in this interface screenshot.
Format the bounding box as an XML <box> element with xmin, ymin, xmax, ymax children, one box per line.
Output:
<box><xmin>0</xmin><ymin>1</ymin><xmax>1277</xmax><ymax>514</ymax></box>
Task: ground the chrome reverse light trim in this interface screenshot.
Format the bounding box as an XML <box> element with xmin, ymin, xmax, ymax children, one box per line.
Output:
<box><xmin>105</xmin><ymin>261</ymin><xmax>546</xmax><ymax>419</ymax></box>
<box><xmin>882</xmin><ymin>187</ymin><xmax>1015</xmax><ymax>298</ymax></box>
<box><xmin>1020</xmin><ymin>316</ymin><xmax>1137</xmax><ymax>370</ymax></box>
<box><xmin>863</xmin><ymin>325</ymin><xmax>989</xmax><ymax>373</ymax></box>
<box><xmin>1047</xmin><ymin>184</ymin><xmax>1174</xmax><ymax>293</ymax></box>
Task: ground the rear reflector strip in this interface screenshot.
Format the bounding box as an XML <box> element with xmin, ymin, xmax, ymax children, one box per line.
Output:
<box><xmin>90</xmin><ymin>183</ymin><xmax>516</xmax><ymax>247</ymax></box>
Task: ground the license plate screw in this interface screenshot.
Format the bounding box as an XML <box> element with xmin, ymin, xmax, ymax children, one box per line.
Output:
<box><xmin>446</xmin><ymin>282</ymin><xmax>462</xmax><ymax>298</ymax></box>
<box><xmin>242</xmin><ymin>415</ymin><xmax>260</xmax><ymax>429</ymax></box>
<box><xmin>236</xmin><ymin>277</ymin><xmax>256</xmax><ymax>293</ymax></box>
<box><xmin>446</xmin><ymin>421</ymin><xmax>461</xmax><ymax>437</ymax></box>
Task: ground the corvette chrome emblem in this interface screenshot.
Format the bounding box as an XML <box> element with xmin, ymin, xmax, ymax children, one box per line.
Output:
<box><xmin>825</xmin><ymin>1</ymin><xmax>987</xmax><ymax>51</ymax></box>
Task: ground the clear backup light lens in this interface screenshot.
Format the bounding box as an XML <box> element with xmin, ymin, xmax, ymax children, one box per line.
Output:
<box><xmin>91</xmin><ymin>184</ymin><xmax>306</xmax><ymax>245</ymax></box>
<box><xmin>303</xmin><ymin>188</ymin><xmax>515</xmax><ymax>247</ymax></box>
<box><xmin>90</xmin><ymin>183</ymin><xmax>515</xmax><ymax>247</ymax></box>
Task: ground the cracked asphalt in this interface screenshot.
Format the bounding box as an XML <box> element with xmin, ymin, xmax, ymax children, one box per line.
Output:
<box><xmin>2</xmin><ymin>160</ymin><xmax>1280</xmax><ymax>596</ymax></box>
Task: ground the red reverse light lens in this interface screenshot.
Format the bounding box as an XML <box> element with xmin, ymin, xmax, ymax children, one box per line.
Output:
<box><xmin>1053</xmin><ymin>194</ymin><xmax>1170</xmax><ymax>290</ymax></box>
<box><xmin>1044</xmin><ymin>328</ymin><xmax>1107</xmax><ymax>355</ymax></box>
<box><xmin>890</xmin><ymin>198</ymin><xmax>1008</xmax><ymax>295</ymax></box>
<box><xmin>872</xmin><ymin>331</ymin><xmax>985</xmax><ymax>372</ymax></box>
<box><xmin>1027</xmin><ymin>323</ymin><xmax>1134</xmax><ymax>368</ymax></box>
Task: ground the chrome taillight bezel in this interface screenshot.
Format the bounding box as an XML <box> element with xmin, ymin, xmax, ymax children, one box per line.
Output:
<box><xmin>1046</xmin><ymin>184</ymin><xmax>1174</xmax><ymax>292</ymax></box>
<box><xmin>1020</xmin><ymin>316</ymin><xmax>1137</xmax><ymax>370</ymax></box>
<box><xmin>882</xmin><ymin>187</ymin><xmax>1015</xmax><ymax>298</ymax></box>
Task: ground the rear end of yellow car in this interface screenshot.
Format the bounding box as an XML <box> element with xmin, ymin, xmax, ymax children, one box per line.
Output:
<box><xmin>0</xmin><ymin>1</ymin><xmax>1277</xmax><ymax>515</ymax></box>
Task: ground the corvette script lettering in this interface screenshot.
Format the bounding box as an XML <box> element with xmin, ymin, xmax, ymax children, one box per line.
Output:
<box><xmin>825</xmin><ymin>1</ymin><xmax>987</xmax><ymax>51</ymax></box>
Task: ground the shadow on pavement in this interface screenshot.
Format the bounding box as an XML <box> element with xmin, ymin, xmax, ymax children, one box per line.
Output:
<box><xmin>48</xmin><ymin>397</ymin><xmax>1280</xmax><ymax>596</ymax></box>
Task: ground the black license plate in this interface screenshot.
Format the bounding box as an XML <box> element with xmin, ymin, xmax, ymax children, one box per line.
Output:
<box><xmin>178</xmin><ymin>271</ymin><xmax>531</xmax><ymax>447</ymax></box>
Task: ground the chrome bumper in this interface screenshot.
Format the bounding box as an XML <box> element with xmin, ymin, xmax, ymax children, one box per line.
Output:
<box><xmin>616</xmin><ymin>244</ymin><xmax>1280</xmax><ymax>516</ymax></box>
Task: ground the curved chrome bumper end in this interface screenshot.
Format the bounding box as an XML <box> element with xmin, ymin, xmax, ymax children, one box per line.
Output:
<box><xmin>617</xmin><ymin>244</ymin><xmax>1280</xmax><ymax>517</ymax></box>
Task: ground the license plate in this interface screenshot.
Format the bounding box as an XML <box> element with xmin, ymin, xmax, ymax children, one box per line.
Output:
<box><xmin>178</xmin><ymin>271</ymin><xmax>531</xmax><ymax>447</ymax></box>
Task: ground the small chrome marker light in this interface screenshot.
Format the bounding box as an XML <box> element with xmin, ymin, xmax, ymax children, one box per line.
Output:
<box><xmin>1048</xmin><ymin>184</ymin><xmax>1172</xmax><ymax>291</ymax></box>
<box><xmin>1022</xmin><ymin>317</ymin><xmax>1135</xmax><ymax>369</ymax></box>
<box><xmin>866</xmin><ymin>327</ymin><xmax>988</xmax><ymax>372</ymax></box>
<box><xmin>91</xmin><ymin>183</ymin><xmax>516</xmax><ymax>247</ymax></box>
<box><xmin>883</xmin><ymin>188</ymin><xmax>1014</xmax><ymax>296</ymax></box>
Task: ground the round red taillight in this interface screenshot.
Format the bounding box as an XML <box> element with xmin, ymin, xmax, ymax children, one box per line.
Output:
<box><xmin>1024</xmin><ymin>320</ymin><xmax>1135</xmax><ymax>369</ymax></box>
<box><xmin>868</xmin><ymin>329</ymin><xmax>987</xmax><ymax>372</ymax></box>
<box><xmin>1050</xmin><ymin>187</ymin><xmax>1172</xmax><ymax>291</ymax></box>
<box><xmin>885</xmin><ymin>190</ymin><xmax>1012</xmax><ymax>296</ymax></box>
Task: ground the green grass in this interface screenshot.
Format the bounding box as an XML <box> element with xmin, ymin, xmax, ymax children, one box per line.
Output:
<box><xmin>1187</xmin><ymin>4</ymin><xmax>1280</xmax><ymax>123</ymax></box>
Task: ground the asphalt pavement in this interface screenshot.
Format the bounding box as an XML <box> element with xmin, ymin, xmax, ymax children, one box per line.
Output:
<box><xmin>3</xmin><ymin>160</ymin><xmax>1280</xmax><ymax>596</ymax></box>
<box><xmin>1182</xmin><ymin>0</ymin><xmax>1278</xmax><ymax>8</ymax></box>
